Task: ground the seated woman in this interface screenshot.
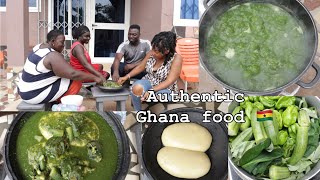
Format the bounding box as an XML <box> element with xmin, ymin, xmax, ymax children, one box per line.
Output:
<box><xmin>118</xmin><ymin>31</ymin><xmax>182</xmax><ymax>111</ymax></box>
<box><xmin>70</xmin><ymin>25</ymin><xmax>110</xmax><ymax>82</ymax></box>
<box><xmin>18</xmin><ymin>30</ymin><xmax>104</xmax><ymax>104</ymax></box>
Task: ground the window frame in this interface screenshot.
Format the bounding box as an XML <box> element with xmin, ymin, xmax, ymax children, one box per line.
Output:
<box><xmin>0</xmin><ymin>0</ymin><xmax>41</xmax><ymax>12</ymax></box>
<box><xmin>173</xmin><ymin>0</ymin><xmax>205</xmax><ymax>27</ymax></box>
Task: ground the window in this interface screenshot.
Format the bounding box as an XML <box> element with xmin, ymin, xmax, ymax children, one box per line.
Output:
<box><xmin>52</xmin><ymin>0</ymin><xmax>85</xmax><ymax>39</ymax></box>
<box><xmin>173</xmin><ymin>0</ymin><xmax>205</xmax><ymax>27</ymax></box>
<box><xmin>0</xmin><ymin>0</ymin><xmax>41</xmax><ymax>12</ymax></box>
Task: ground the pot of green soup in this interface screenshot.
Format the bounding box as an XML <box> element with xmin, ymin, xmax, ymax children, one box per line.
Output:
<box><xmin>200</xmin><ymin>0</ymin><xmax>319</xmax><ymax>95</ymax></box>
<box><xmin>3</xmin><ymin>112</ymin><xmax>130</xmax><ymax>180</ymax></box>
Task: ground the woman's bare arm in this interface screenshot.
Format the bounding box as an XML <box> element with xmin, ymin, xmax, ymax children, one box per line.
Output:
<box><xmin>44</xmin><ymin>52</ymin><xmax>102</xmax><ymax>83</ymax></box>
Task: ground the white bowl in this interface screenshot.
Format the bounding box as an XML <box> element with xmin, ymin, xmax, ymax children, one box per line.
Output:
<box><xmin>61</xmin><ymin>95</ymin><xmax>83</xmax><ymax>106</ymax></box>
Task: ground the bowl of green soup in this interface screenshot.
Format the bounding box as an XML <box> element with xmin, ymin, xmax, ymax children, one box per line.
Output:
<box><xmin>199</xmin><ymin>0</ymin><xmax>319</xmax><ymax>95</ymax></box>
<box><xmin>3</xmin><ymin>112</ymin><xmax>130</xmax><ymax>180</ymax></box>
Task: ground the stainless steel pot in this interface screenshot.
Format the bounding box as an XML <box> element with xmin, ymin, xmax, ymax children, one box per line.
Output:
<box><xmin>199</xmin><ymin>0</ymin><xmax>320</xmax><ymax>95</ymax></box>
<box><xmin>228</xmin><ymin>96</ymin><xmax>320</xmax><ymax>180</ymax></box>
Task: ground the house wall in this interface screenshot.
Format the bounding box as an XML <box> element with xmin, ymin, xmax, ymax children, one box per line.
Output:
<box><xmin>130</xmin><ymin>0</ymin><xmax>164</xmax><ymax>41</ymax></box>
<box><xmin>0</xmin><ymin>0</ymin><xmax>46</xmax><ymax>50</ymax></box>
<box><xmin>0</xmin><ymin>12</ymin><xmax>6</xmax><ymax>47</ymax></box>
<box><xmin>130</xmin><ymin>0</ymin><xmax>196</xmax><ymax>41</ymax></box>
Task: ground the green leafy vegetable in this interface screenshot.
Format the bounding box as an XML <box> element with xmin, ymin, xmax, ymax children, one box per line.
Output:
<box><xmin>239</xmin><ymin>138</ymin><xmax>271</xmax><ymax>166</ymax></box>
<box><xmin>283</xmin><ymin>105</ymin><xmax>298</xmax><ymax>127</ymax></box>
<box><xmin>275</xmin><ymin>96</ymin><xmax>296</xmax><ymax>110</ymax></box>
<box><xmin>241</xmin><ymin>148</ymin><xmax>283</xmax><ymax>173</ymax></box>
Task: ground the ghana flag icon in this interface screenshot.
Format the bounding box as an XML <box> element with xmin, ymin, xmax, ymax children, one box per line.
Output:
<box><xmin>257</xmin><ymin>109</ymin><xmax>273</xmax><ymax>121</ymax></box>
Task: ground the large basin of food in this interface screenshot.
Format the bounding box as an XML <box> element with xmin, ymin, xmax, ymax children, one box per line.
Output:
<box><xmin>228</xmin><ymin>96</ymin><xmax>320</xmax><ymax>180</ymax></box>
<box><xmin>4</xmin><ymin>112</ymin><xmax>130</xmax><ymax>180</ymax></box>
<box><xmin>200</xmin><ymin>0</ymin><xmax>319</xmax><ymax>94</ymax></box>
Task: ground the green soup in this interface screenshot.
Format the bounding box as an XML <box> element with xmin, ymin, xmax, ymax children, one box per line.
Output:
<box><xmin>207</xmin><ymin>3</ymin><xmax>308</xmax><ymax>91</ymax></box>
<box><xmin>15</xmin><ymin>112</ymin><xmax>118</xmax><ymax>180</ymax></box>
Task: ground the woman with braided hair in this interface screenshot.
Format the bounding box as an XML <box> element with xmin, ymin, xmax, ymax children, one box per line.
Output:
<box><xmin>118</xmin><ymin>31</ymin><xmax>182</xmax><ymax>110</ymax></box>
<box><xmin>70</xmin><ymin>25</ymin><xmax>109</xmax><ymax>82</ymax></box>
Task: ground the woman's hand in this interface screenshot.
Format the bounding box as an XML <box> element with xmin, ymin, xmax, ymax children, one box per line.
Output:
<box><xmin>117</xmin><ymin>76</ymin><xmax>129</xmax><ymax>85</ymax></box>
<box><xmin>94</xmin><ymin>76</ymin><xmax>104</xmax><ymax>85</ymax></box>
<box><xmin>141</xmin><ymin>91</ymin><xmax>150</xmax><ymax>102</ymax></box>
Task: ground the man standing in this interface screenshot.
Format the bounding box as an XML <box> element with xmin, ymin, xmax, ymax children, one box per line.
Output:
<box><xmin>111</xmin><ymin>24</ymin><xmax>151</xmax><ymax>81</ymax></box>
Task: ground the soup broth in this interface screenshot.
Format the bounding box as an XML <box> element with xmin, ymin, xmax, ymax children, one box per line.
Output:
<box><xmin>206</xmin><ymin>3</ymin><xmax>308</xmax><ymax>91</ymax></box>
<box><xmin>15</xmin><ymin>112</ymin><xmax>119</xmax><ymax>180</ymax></box>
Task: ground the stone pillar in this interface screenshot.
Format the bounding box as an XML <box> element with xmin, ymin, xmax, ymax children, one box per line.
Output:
<box><xmin>6</xmin><ymin>0</ymin><xmax>29</xmax><ymax>67</ymax></box>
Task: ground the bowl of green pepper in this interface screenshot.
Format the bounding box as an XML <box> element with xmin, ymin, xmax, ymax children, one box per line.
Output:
<box><xmin>228</xmin><ymin>96</ymin><xmax>320</xmax><ymax>180</ymax></box>
<box><xmin>97</xmin><ymin>80</ymin><xmax>124</xmax><ymax>92</ymax></box>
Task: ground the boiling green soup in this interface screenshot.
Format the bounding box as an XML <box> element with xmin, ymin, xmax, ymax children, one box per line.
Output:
<box><xmin>15</xmin><ymin>112</ymin><xmax>118</xmax><ymax>180</ymax></box>
<box><xmin>207</xmin><ymin>3</ymin><xmax>308</xmax><ymax>91</ymax></box>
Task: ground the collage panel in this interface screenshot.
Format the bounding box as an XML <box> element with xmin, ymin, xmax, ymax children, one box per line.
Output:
<box><xmin>228</xmin><ymin>96</ymin><xmax>320</xmax><ymax>180</ymax></box>
<box><xmin>1</xmin><ymin>0</ymin><xmax>320</xmax><ymax>180</ymax></box>
<box><xmin>0</xmin><ymin>104</ymin><xmax>229</xmax><ymax>180</ymax></box>
<box><xmin>198</xmin><ymin>0</ymin><xmax>320</xmax><ymax>180</ymax></box>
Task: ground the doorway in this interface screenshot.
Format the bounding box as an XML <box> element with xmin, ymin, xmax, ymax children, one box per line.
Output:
<box><xmin>49</xmin><ymin>0</ymin><xmax>130</xmax><ymax>63</ymax></box>
<box><xmin>88</xmin><ymin>0</ymin><xmax>130</xmax><ymax>64</ymax></box>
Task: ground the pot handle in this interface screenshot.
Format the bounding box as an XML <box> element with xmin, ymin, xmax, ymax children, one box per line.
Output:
<box><xmin>296</xmin><ymin>62</ymin><xmax>320</xmax><ymax>88</ymax></box>
<box><xmin>204</xmin><ymin>0</ymin><xmax>216</xmax><ymax>9</ymax></box>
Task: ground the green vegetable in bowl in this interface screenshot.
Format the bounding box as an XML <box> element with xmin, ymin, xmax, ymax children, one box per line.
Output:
<box><xmin>103</xmin><ymin>81</ymin><xmax>121</xmax><ymax>88</ymax></box>
<box><xmin>239</xmin><ymin>138</ymin><xmax>271</xmax><ymax>166</ymax></box>
<box><xmin>288</xmin><ymin>126</ymin><xmax>309</xmax><ymax>165</ymax></box>
<box><xmin>229</xmin><ymin>96</ymin><xmax>320</xmax><ymax>179</ymax></box>
<box><xmin>283</xmin><ymin>137</ymin><xmax>295</xmax><ymax>158</ymax></box>
<box><xmin>275</xmin><ymin>96</ymin><xmax>296</xmax><ymax>110</ymax></box>
<box><xmin>269</xmin><ymin>165</ymin><xmax>291</xmax><ymax>180</ymax></box>
<box><xmin>259</xmin><ymin>97</ymin><xmax>276</xmax><ymax>108</ymax></box>
<box><xmin>288</xmin><ymin>109</ymin><xmax>311</xmax><ymax>165</ymax></box>
<box><xmin>273</xmin><ymin>110</ymin><xmax>283</xmax><ymax>130</ymax></box>
<box><xmin>254</xmin><ymin>102</ymin><xmax>264</xmax><ymax>111</ymax></box>
<box><xmin>251</xmin><ymin>108</ymin><xmax>268</xmax><ymax>144</ymax></box>
<box><xmin>240</xmin><ymin>116</ymin><xmax>251</xmax><ymax>131</ymax></box>
<box><xmin>277</xmin><ymin>130</ymin><xmax>288</xmax><ymax>146</ymax></box>
<box><xmin>288</xmin><ymin>123</ymin><xmax>298</xmax><ymax>138</ymax></box>
<box><xmin>298</xmin><ymin>109</ymin><xmax>311</xmax><ymax>127</ymax></box>
<box><xmin>283</xmin><ymin>105</ymin><xmax>298</xmax><ymax>127</ymax></box>
<box><xmin>228</xmin><ymin>106</ymin><xmax>242</xmax><ymax>136</ymax></box>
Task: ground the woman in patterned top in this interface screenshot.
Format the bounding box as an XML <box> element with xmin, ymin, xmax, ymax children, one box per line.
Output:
<box><xmin>18</xmin><ymin>30</ymin><xmax>103</xmax><ymax>104</ymax></box>
<box><xmin>118</xmin><ymin>31</ymin><xmax>182</xmax><ymax>110</ymax></box>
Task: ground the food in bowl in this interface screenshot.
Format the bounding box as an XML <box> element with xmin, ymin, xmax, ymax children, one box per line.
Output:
<box><xmin>61</xmin><ymin>95</ymin><xmax>83</xmax><ymax>106</ymax></box>
<box><xmin>15</xmin><ymin>112</ymin><xmax>118</xmax><ymax>180</ymax></box>
<box><xmin>229</xmin><ymin>96</ymin><xmax>320</xmax><ymax>179</ymax></box>
<box><xmin>103</xmin><ymin>81</ymin><xmax>121</xmax><ymax>88</ymax></box>
<box><xmin>157</xmin><ymin>123</ymin><xmax>212</xmax><ymax>178</ymax></box>
<box><xmin>157</xmin><ymin>146</ymin><xmax>211</xmax><ymax>179</ymax></box>
<box><xmin>161</xmin><ymin>123</ymin><xmax>212</xmax><ymax>152</ymax></box>
<box><xmin>206</xmin><ymin>3</ymin><xmax>308</xmax><ymax>91</ymax></box>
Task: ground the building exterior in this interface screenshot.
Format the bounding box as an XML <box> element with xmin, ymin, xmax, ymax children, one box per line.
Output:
<box><xmin>0</xmin><ymin>0</ymin><xmax>205</xmax><ymax>66</ymax></box>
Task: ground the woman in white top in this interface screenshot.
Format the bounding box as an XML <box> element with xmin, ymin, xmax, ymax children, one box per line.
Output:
<box><xmin>18</xmin><ymin>30</ymin><xmax>103</xmax><ymax>104</ymax></box>
<box><xmin>118</xmin><ymin>31</ymin><xmax>182</xmax><ymax>111</ymax></box>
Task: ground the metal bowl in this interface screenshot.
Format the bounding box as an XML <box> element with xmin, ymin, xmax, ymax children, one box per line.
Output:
<box><xmin>228</xmin><ymin>96</ymin><xmax>320</xmax><ymax>180</ymax></box>
<box><xmin>199</xmin><ymin>0</ymin><xmax>319</xmax><ymax>95</ymax></box>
